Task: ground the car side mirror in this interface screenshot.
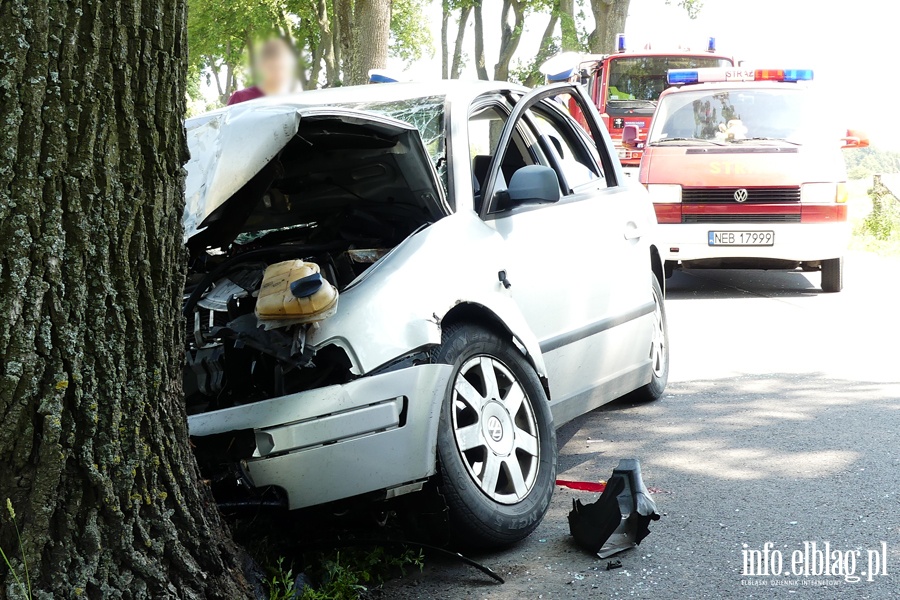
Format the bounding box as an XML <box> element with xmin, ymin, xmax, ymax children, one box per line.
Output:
<box><xmin>506</xmin><ymin>165</ymin><xmax>561</xmax><ymax>207</ymax></box>
<box><xmin>842</xmin><ymin>128</ymin><xmax>870</xmax><ymax>149</ymax></box>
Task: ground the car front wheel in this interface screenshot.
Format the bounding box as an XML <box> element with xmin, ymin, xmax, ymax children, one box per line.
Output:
<box><xmin>631</xmin><ymin>275</ymin><xmax>669</xmax><ymax>401</ymax></box>
<box><xmin>433</xmin><ymin>324</ymin><xmax>556</xmax><ymax>548</ymax></box>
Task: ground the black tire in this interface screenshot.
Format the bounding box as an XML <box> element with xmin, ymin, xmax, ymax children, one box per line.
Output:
<box><xmin>433</xmin><ymin>324</ymin><xmax>556</xmax><ymax>549</ymax></box>
<box><xmin>664</xmin><ymin>260</ymin><xmax>676</xmax><ymax>279</ymax></box>
<box><xmin>631</xmin><ymin>275</ymin><xmax>669</xmax><ymax>401</ymax></box>
<box><xmin>821</xmin><ymin>257</ymin><xmax>843</xmax><ymax>293</ymax></box>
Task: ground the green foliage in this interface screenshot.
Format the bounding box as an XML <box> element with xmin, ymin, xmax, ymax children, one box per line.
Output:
<box><xmin>510</xmin><ymin>40</ymin><xmax>561</xmax><ymax>87</ymax></box>
<box><xmin>844</xmin><ymin>146</ymin><xmax>900</xmax><ymax>180</ymax></box>
<box><xmin>0</xmin><ymin>499</ymin><xmax>32</xmax><ymax>600</ymax></box>
<box><xmin>262</xmin><ymin>546</ymin><xmax>425</xmax><ymax>600</ymax></box>
<box><xmin>668</xmin><ymin>0</ymin><xmax>703</xmax><ymax>19</ymax></box>
<box><xmin>862</xmin><ymin>180</ymin><xmax>900</xmax><ymax>241</ymax></box>
<box><xmin>391</xmin><ymin>0</ymin><xmax>435</xmax><ymax>64</ymax></box>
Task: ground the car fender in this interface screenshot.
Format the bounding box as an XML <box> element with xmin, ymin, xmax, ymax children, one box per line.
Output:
<box><xmin>307</xmin><ymin>210</ymin><xmax>547</xmax><ymax>378</ymax></box>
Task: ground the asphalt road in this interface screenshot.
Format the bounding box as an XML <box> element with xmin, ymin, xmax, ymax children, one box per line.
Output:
<box><xmin>380</xmin><ymin>250</ymin><xmax>900</xmax><ymax>599</ymax></box>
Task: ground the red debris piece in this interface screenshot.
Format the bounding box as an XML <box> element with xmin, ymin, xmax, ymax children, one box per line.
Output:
<box><xmin>556</xmin><ymin>479</ymin><xmax>606</xmax><ymax>493</ymax></box>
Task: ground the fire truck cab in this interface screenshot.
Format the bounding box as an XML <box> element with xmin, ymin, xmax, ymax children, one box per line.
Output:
<box><xmin>577</xmin><ymin>36</ymin><xmax>733</xmax><ymax>168</ymax></box>
<box><xmin>640</xmin><ymin>67</ymin><xmax>868</xmax><ymax>292</ymax></box>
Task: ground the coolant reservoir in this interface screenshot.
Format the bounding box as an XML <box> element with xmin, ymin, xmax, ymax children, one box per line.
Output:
<box><xmin>256</xmin><ymin>260</ymin><xmax>338</xmax><ymax>324</ymax></box>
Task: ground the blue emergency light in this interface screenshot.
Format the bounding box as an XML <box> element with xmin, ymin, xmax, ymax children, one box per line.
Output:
<box><xmin>667</xmin><ymin>69</ymin><xmax>700</xmax><ymax>85</ymax></box>
<box><xmin>707</xmin><ymin>37</ymin><xmax>716</xmax><ymax>53</ymax></box>
<box><xmin>667</xmin><ymin>67</ymin><xmax>814</xmax><ymax>85</ymax></box>
<box><xmin>368</xmin><ymin>69</ymin><xmax>399</xmax><ymax>84</ymax></box>
<box><xmin>616</xmin><ymin>34</ymin><xmax>626</xmax><ymax>53</ymax></box>
<box><xmin>781</xmin><ymin>69</ymin><xmax>814</xmax><ymax>82</ymax></box>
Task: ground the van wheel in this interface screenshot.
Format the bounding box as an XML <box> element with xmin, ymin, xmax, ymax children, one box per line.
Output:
<box><xmin>632</xmin><ymin>275</ymin><xmax>669</xmax><ymax>401</ymax></box>
<box><xmin>821</xmin><ymin>257</ymin><xmax>843</xmax><ymax>293</ymax></box>
<box><xmin>433</xmin><ymin>324</ymin><xmax>556</xmax><ymax>548</ymax></box>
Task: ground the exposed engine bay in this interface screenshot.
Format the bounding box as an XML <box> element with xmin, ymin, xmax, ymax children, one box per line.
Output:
<box><xmin>183</xmin><ymin>112</ymin><xmax>447</xmax><ymax>415</ymax></box>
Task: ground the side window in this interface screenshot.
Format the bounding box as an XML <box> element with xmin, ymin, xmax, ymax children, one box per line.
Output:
<box><xmin>531</xmin><ymin>109</ymin><xmax>605</xmax><ymax>192</ymax></box>
<box><xmin>468</xmin><ymin>106</ymin><xmax>508</xmax><ymax>198</ymax></box>
<box><xmin>468</xmin><ymin>103</ymin><xmax>534</xmax><ymax>210</ymax></box>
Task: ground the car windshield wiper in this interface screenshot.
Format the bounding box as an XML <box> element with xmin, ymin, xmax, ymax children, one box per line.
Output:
<box><xmin>733</xmin><ymin>137</ymin><xmax>802</xmax><ymax>146</ymax></box>
<box><xmin>649</xmin><ymin>137</ymin><xmax>727</xmax><ymax>146</ymax></box>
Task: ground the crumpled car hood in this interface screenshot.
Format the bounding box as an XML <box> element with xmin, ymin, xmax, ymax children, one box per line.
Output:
<box><xmin>183</xmin><ymin>101</ymin><xmax>446</xmax><ymax>243</ymax></box>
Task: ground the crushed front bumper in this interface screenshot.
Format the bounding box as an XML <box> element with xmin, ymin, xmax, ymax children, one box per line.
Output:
<box><xmin>188</xmin><ymin>363</ymin><xmax>453</xmax><ymax>510</ymax></box>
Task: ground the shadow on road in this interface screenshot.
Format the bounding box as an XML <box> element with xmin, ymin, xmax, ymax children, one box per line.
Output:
<box><xmin>558</xmin><ymin>372</ymin><xmax>900</xmax><ymax>481</ymax></box>
<box><xmin>666</xmin><ymin>268</ymin><xmax>823</xmax><ymax>300</ymax></box>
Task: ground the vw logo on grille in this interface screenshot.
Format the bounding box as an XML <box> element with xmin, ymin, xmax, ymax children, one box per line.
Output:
<box><xmin>734</xmin><ymin>188</ymin><xmax>749</xmax><ymax>203</ymax></box>
<box><xmin>487</xmin><ymin>416</ymin><xmax>503</xmax><ymax>442</ymax></box>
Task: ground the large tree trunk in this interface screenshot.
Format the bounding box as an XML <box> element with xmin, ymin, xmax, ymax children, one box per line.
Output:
<box><xmin>349</xmin><ymin>0</ymin><xmax>393</xmax><ymax>85</ymax></box>
<box><xmin>0</xmin><ymin>0</ymin><xmax>252</xmax><ymax>597</ymax></box>
<box><xmin>588</xmin><ymin>0</ymin><xmax>630</xmax><ymax>54</ymax></box>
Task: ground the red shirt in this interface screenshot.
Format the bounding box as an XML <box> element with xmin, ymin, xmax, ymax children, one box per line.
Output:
<box><xmin>227</xmin><ymin>86</ymin><xmax>265</xmax><ymax>105</ymax></box>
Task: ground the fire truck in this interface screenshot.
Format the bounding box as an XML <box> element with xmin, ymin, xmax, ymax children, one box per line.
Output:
<box><xmin>543</xmin><ymin>36</ymin><xmax>734</xmax><ymax>168</ymax></box>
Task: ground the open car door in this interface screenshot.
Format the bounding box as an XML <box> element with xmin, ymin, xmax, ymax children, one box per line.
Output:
<box><xmin>476</xmin><ymin>83</ymin><xmax>656</xmax><ymax>425</ymax></box>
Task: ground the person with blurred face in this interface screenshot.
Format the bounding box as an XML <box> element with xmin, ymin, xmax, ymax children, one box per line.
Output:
<box><xmin>227</xmin><ymin>38</ymin><xmax>300</xmax><ymax>105</ymax></box>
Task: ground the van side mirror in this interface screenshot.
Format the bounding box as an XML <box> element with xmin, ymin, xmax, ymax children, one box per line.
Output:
<box><xmin>842</xmin><ymin>129</ymin><xmax>870</xmax><ymax>149</ymax></box>
<box><xmin>506</xmin><ymin>165</ymin><xmax>561</xmax><ymax>206</ymax></box>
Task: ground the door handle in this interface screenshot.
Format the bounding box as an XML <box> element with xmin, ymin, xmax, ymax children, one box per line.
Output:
<box><xmin>624</xmin><ymin>222</ymin><xmax>643</xmax><ymax>240</ymax></box>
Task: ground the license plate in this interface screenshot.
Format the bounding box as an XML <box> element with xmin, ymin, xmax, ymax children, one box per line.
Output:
<box><xmin>708</xmin><ymin>231</ymin><xmax>774</xmax><ymax>246</ymax></box>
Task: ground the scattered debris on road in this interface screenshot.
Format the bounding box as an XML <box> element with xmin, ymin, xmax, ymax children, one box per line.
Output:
<box><xmin>567</xmin><ymin>458</ymin><xmax>661</xmax><ymax>558</ymax></box>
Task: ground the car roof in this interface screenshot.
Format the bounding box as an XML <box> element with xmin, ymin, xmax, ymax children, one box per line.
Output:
<box><xmin>191</xmin><ymin>80</ymin><xmax>529</xmax><ymax>123</ymax></box>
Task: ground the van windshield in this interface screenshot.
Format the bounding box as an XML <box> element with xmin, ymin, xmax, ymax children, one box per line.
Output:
<box><xmin>648</xmin><ymin>87</ymin><xmax>831</xmax><ymax>145</ymax></box>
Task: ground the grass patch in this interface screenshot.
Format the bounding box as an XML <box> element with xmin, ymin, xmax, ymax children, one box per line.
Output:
<box><xmin>1</xmin><ymin>499</ymin><xmax>32</xmax><ymax>600</ymax></box>
<box><xmin>262</xmin><ymin>546</ymin><xmax>424</xmax><ymax>600</ymax></box>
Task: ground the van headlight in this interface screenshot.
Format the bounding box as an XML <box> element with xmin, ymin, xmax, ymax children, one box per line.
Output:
<box><xmin>801</xmin><ymin>183</ymin><xmax>843</xmax><ymax>204</ymax></box>
<box><xmin>645</xmin><ymin>184</ymin><xmax>682</xmax><ymax>203</ymax></box>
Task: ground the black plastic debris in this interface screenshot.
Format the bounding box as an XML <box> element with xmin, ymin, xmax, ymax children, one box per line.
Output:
<box><xmin>567</xmin><ymin>458</ymin><xmax>661</xmax><ymax>558</ymax></box>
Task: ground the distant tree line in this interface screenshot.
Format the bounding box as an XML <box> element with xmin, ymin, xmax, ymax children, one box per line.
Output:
<box><xmin>845</xmin><ymin>146</ymin><xmax>900</xmax><ymax>180</ymax></box>
<box><xmin>187</xmin><ymin>0</ymin><xmax>702</xmax><ymax>109</ymax></box>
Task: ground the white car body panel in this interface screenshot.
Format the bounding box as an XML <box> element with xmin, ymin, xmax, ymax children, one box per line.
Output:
<box><xmin>306</xmin><ymin>209</ymin><xmax>548</xmax><ymax>378</ymax></box>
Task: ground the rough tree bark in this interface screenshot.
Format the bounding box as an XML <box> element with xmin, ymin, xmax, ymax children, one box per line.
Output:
<box><xmin>349</xmin><ymin>0</ymin><xmax>393</xmax><ymax>85</ymax></box>
<box><xmin>0</xmin><ymin>0</ymin><xmax>253</xmax><ymax>597</ymax></box>
<box><xmin>588</xmin><ymin>0</ymin><xmax>630</xmax><ymax>54</ymax></box>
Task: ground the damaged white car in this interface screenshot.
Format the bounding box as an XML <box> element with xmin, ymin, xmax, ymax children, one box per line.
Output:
<box><xmin>183</xmin><ymin>81</ymin><xmax>668</xmax><ymax>548</ymax></box>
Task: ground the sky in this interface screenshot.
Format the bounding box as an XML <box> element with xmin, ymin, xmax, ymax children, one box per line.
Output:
<box><xmin>389</xmin><ymin>0</ymin><xmax>900</xmax><ymax>149</ymax></box>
